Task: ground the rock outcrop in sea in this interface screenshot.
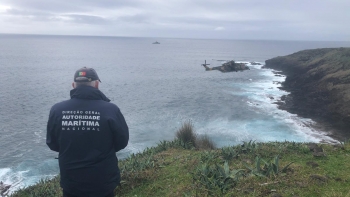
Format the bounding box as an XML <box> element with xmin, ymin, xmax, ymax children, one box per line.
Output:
<box><xmin>0</xmin><ymin>181</ymin><xmax>11</xmax><ymax>196</ymax></box>
<box><xmin>202</xmin><ymin>60</ymin><xmax>250</xmax><ymax>72</ymax></box>
<box><xmin>264</xmin><ymin>48</ymin><xmax>350</xmax><ymax>139</ymax></box>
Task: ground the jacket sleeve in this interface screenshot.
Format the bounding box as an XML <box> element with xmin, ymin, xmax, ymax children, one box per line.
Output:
<box><xmin>46</xmin><ymin>107</ymin><xmax>59</xmax><ymax>152</ymax></box>
<box><xmin>108</xmin><ymin>109</ymin><xmax>129</xmax><ymax>152</ymax></box>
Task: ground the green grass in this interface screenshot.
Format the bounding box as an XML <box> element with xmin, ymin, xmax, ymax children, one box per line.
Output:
<box><xmin>10</xmin><ymin>140</ymin><xmax>350</xmax><ymax>197</ymax></box>
<box><xmin>9</xmin><ymin>122</ymin><xmax>350</xmax><ymax>197</ymax></box>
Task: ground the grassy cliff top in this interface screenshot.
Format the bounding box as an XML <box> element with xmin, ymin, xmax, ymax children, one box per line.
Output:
<box><xmin>10</xmin><ymin>139</ymin><xmax>350</xmax><ymax>197</ymax></box>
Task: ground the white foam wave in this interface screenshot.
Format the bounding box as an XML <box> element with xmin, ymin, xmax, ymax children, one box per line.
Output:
<box><xmin>224</xmin><ymin>65</ymin><xmax>338</xmax><ymax>144</ymax></box>
<box><xmin>0</xmin><ymin>168</ymin><xmax>27</xmax><ymax>194</ymax></box>
<box><xmin>34</xmin><ymin>130</ymin><xmax>44</xmax><ymax>144</ymax></box>
<box><xmin>237</xmin><ymin>61</ymin><xmax>265</xmax><ymax>70</ymax></box>
<box><xmin>12</xmin><ymin>153</ymin><xmax>23</xmax><ymax>158</ymax></box>
<box><xmin>0</xmin><ymin>159</ymin><xmax>59</xmax><ymax>194</ymax></box>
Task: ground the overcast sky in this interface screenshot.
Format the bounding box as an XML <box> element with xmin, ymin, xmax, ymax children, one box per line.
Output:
<box><xmin>0</xmin><ymin>0</ymin><xmax>349</xmax><ymax>41</ymax></box>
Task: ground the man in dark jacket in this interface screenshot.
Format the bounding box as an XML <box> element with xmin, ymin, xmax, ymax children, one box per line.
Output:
<box><xmin>46</xmin><ymin>67</ymin><xmax>129</xmax><ymax>197</ymax></box>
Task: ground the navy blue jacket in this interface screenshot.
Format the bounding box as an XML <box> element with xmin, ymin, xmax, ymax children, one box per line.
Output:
<box><xmin>46</xmin><ymin>85</ymin><xmax>129</xmax><ymax>197</ymax></box>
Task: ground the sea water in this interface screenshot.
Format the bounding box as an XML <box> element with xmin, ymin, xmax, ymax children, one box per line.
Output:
<box><xmin>1</xmin><ymin>35</ymin><xmax>349</xmax><ymax>193</ymax></box>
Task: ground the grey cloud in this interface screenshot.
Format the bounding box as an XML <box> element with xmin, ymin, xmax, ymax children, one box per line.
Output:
<box><xmin>2</xmin><ymin>0</ymin><xmax>87</xmax><ymax>13</ymax></box>
<box><xmin>58</xmin><ymin>14</ymin><xmax>110</xmax><ymax>25</ymax></box>
<box><xmin>0</xmin><ymin>0</ymin><xmax>349</xmax><ymax>41</ymax></box>
<box><xmin>3</xmin><ymin>8</ymin><xmax>56</xmax><ymax>22</ymax></box>
<box><xmin>2</xmin><ymin>0</ymin><xmax>146</xmax><ymax>13</ymax></box>
<box><xmin>162</xmin><ymin>15</ymin><xmax>286</xmax><ymax>28</ymax></box>
<box><xmin>5</xmin><ymin>8</ymin><xmax>51</xmax><ymax>16</ymax></box>
<box><xmin>117</xmin><ymin>14</ymin><xmax>152</xmax><ymax>24</ymax></box>
<box><xmin>3</xmin><ymin>8</ymin><xmax>111</xmax><ymax>25</ymax></box>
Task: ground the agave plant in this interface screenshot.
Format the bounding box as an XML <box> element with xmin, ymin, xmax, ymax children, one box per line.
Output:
<box><xmin>245</xmin><ymin>155</ymin><xmax>294</xmax><ymax>177</ymax></box>
<box><xmin>221</xmin><ymin>146</ymin><xmax>239</xmax><ymax>161</ymax></box>
<box><xmin>155</xmin><ymin>140</ymin><xmax>170</xmax><ymax>152</ymax></box>
<box><xmin>200</xmin><ymin>150</ymin><xmax>218</xmax><ymax>163</ymax></box>
<box><xmin>237</xmin><ymin>140</ymin><xmax>257</xmax><ymax>154</ymax></box>
<box><xmin>192</xmin><ymin>161</ymin><xmax>245</xmax><ymax>194</ymax></box>
<box><xmin>120</xmin><ymin>151</ymin><xmax>157</xmax><ymax>174</ymax></box>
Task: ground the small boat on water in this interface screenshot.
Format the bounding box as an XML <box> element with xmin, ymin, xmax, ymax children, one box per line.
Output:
<box><xmin>153</xmin><ymin>41</ymin><xmax>160</xmax><ymax>44</ymax></box>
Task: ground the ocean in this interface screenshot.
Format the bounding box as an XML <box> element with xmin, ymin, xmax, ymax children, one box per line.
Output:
<box><xmin>1</xmin><ymin>34</ymin><xmax>349</xmax><ymax>193</ymax></box>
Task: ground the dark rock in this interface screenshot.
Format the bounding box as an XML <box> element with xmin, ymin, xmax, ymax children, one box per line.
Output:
<box><xmin>308</xmin><ymin>143</ymin><xmax>326</xmax><ymax>157</ymax></box>
<box><xmin>307</xmin><ymin>143</ymin><xmax>323</xmax><ymax>152</ymax></box>
<box><xmin>332</xmin><ymin>144</ymin><xmax>345</xmax><ymax>150</ymax></box>
<box><xmin>0</xmin><ymin>181</ymin><xmax>11</xmax><ymax>196</ymax></box>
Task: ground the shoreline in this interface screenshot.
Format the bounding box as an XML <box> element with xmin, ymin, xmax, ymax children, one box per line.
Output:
<box><xmin>268</xmin><ymin>68</ymin><xmax>345</xmax><ymax>143</ymax></box>
<box><xmin>274</xmin><ymin>82</ymin><xmax>350</xmax><ymax>142</ymax></box>
<box><xmin>266</xmin><ymin>69</ymin><xmax>340</xmax><ymax>143</ymax></box>
<box><xmin>264</xmin><ymin>50</ymin><xmax>350</xmax><ymax>142</ymax></box>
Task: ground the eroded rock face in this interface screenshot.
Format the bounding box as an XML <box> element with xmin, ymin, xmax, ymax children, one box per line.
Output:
<box><xmin>204</xmin><ymin>60</ymin><xmax>250</xmax><ymax>72</ymax></box>
<box><xmin>264</xmin><ymin>48</ymin><xmax>350</xmax><ymax>139</ymax></box>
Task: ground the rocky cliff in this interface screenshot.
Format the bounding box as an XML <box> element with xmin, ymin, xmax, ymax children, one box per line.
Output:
<box><xmin>264</xmin><ymin>48</ymin><xmax>350</xmax><ymax>139</ymax></box>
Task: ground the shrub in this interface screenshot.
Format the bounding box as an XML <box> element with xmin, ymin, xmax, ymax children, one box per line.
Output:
<box><xmin>175</xmin><ymin>120</ymin><xmax>197</xmax><ymax>148</ymax></box>
<box><xmin>196</xmin><ymin>134</ymin><xmax>216</xmax><ymax>150</ymax></box>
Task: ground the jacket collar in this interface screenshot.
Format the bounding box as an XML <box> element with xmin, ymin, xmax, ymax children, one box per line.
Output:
<box><xmin>70</xmin><ymin>86</ymin><xmax>111</xmax><ymax>102</ymax></box>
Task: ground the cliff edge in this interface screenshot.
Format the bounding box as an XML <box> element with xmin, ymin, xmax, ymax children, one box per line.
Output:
<box><xmin>265</xmin><ymin>48</ymin><xmax>350</xmax><ymax>139</ymax></box>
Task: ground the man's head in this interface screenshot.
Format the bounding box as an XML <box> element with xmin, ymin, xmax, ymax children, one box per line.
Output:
<box><xmin>72</xmin><ymin>67</ymin><xmax>101</xmax><ymax>89</ymax></box>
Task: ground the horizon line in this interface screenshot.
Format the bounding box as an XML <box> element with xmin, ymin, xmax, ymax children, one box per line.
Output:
<box><xmin>0</xmin><ymin>33</ymin><xmax>349</xmax><ymax>43</ymax></box>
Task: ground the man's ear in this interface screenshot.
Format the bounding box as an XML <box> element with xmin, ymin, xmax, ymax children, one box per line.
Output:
<box><xmin>72</xmin><ymin>82</ymin><xmax>75</xmax><ymax>88</ymax></box>
<box><xmin>95</xmin><ymin>81</ymin><xmax>99</xmax><ymax>89</ymax></box>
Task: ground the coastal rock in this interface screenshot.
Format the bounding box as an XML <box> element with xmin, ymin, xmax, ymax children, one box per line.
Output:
<box><xmin>307</xmin><ymin>143</ymin><xmax>323</xmax><ymax>153</ymax></box>
<box><xmin>0</xmin><ymin>181</ymin><xmax>11</xmax><ymax>196</ymax></box>
<box><xmin>264</xmin><ymin>48</ymin><xmax>350</xmax><ymax>139</ymax></box>
<box><xmin>203</xmin><ymin>60</ymin><xmax>250</xmax><ymax>72</ymax></box>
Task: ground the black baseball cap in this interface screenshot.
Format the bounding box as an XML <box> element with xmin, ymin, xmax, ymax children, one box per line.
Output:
<box><xmin>74</xmin><ymin>67</ymin><xmax>101</xmax><ymax>82</ymax></box>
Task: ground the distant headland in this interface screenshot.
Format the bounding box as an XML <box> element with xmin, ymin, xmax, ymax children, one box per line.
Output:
<box><xmin>264</xmin><ymin>48</ymin><xmax>350</xmax><ymax>140</ymax></box>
